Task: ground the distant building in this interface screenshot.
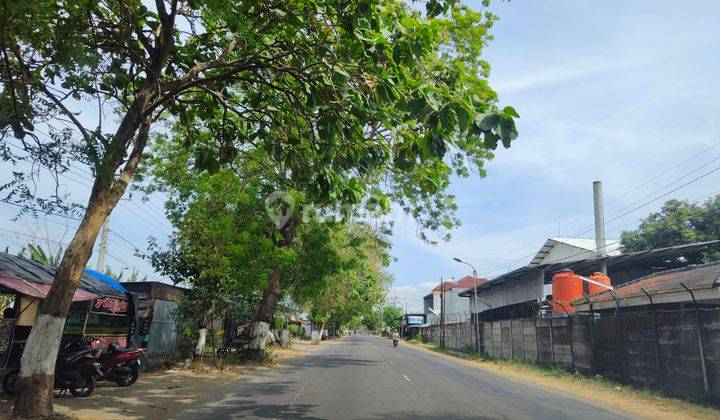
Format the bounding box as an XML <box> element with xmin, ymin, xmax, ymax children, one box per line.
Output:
<box><xmin>424</xmin><ymin>276</ymin><xmax>487</xmax><ymax>324</ymax></box>
<box><xmin>459</xmin><ymin>240</ymin><xmax>719</xmax><ymax>320</ymax></box>
<box><xmin>529</xmin><ymin>237</ymin><xmax>620</xmax><ymax>267</ymax></box>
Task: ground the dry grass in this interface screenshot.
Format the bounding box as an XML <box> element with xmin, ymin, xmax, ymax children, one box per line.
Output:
<box><xmin>406</xmin><ymin>340</ymin><xmax>720</xmax><ymax>420</ymax></box>
<box><xmin>0</xmin><ymin>340</ymin><xmax>321</xmax><ymax>420</ymax></box>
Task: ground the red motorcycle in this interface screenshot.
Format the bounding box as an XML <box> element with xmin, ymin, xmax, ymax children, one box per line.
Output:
<box><xmin>70</xmin><ymin>341</ymin><xmax>144</xmax><ymax>387</ymax></box>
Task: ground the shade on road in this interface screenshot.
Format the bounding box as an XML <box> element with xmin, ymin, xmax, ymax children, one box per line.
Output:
<box><xmin>174</xmin><ymin>335</ymin><xmax>630</xmax><ymax>419</ymax></box>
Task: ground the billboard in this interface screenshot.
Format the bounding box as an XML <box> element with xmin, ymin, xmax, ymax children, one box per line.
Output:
<box><xmin>406</xmin><ymin>315</ymin><xmax>425</xmax><ymax>325</ymax></box>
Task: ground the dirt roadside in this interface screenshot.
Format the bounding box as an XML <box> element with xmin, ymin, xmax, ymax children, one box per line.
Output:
<box><xmin>405</xmin><ymin>340</ymin><xmax>720</xmax><ymax>420</ymax></box>
<box><xmin>0</xmin><ymin>340</ymin><xmax>324</xmax><ymax>420</ymax></box>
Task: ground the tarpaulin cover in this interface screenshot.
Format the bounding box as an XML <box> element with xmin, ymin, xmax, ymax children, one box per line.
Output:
<box><xmin>0</xmin><ymin>252</ymin><xmax>125</xmax><ymax>297</ymax></box>
<box><xmin>0</xmin><ymin>275</ymin><xmax>98</xmax><ymax>302</ymax></box>
<box><xmin>83</xmin><ymin>268</ymin><xmax>127</xmax><ymax>293</ymax></box>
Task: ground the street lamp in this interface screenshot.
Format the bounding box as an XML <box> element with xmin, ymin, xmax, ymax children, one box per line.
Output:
<box><xmin>453</xmin><ymin>257</ymin><xmax>481</xmax><ymax>352</ymax></box>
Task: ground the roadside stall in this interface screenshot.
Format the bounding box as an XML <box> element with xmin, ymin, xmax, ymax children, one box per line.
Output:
<box><xmin>0</xmin><ymin>253</ymin><xmax>135</xmax><ymax>372</ymax></box>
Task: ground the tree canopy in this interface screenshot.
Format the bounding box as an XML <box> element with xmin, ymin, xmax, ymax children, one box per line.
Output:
<box><xmin>620</xmin><ymin>196</ymin><xmax>720</xmax><ymax>263</ymax></box>
<box><xmin>2</xmin><ymin>1</ymin><xmax>518</xmax><ymax>415</ymax></box>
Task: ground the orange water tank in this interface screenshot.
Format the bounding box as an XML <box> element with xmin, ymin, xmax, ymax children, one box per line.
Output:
<box><xmin>552</xmin><ymin>269</ymin><xmax>583</xmax><ymax>314</ymax></box>
<box><xmin>588</xmin><ymin>272</ymin><xmax>612</xmax><ymax>296</ymax></box>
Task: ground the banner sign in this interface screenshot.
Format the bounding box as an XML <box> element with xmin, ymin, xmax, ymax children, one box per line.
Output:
<box><xmin>406</xmin><ymin>315</ymin><xmax>425</xmax><ymax>325</ymax></box>
<box><xmin>91</xmin><ymin>297</ymin><xmax>128</xmax><ymax>315</ymax></box>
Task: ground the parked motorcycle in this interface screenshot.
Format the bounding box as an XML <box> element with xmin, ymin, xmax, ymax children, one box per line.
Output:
<box><xmin>68</xmin><ymin>341</ymin><xmax>144</xmax><ymax>386</ymax></box>
<box><xmin>2</xmin><ymin>341</ymin><xmax>102</xmax><ymax>397</ymax></box>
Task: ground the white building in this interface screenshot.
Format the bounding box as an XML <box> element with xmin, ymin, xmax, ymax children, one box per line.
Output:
<box><xmin>529</xmin><ymin>237</ymin><xmax>620</xmax><ymax>267</ymax></box>
<box><xmin>423</xmin><ymin>276</ymin><xmax>487</xmax><ymax>324</ymax></box>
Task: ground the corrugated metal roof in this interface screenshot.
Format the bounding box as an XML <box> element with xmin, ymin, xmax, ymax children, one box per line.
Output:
<box><xmin>529</xmin><ymin>237</ymin><xmax>621</xmax><ymax>266</ymax></box>
<box><xmin>0</xmin><ymin>275</ymin><xmax>98</xmax><ymax>301</ymax></box>
<box><xmin>575</xmin><ymin>261</ymin><xmax>720</xmax><ymax>305</ymax></box>
<box><xmin>0</xmin><ymin>252</ymin><xmax>126</xmax><ymax>297</ymax></box>
<box><xmin>458</xmin><ymin>240</ymin><xmax>720</xmax><ymax>297</ymax></box>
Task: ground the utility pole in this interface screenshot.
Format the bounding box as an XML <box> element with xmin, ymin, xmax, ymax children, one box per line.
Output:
<box><xmin>453</xmin><ymin>257</ymin><xmax>481</xmax><ymax>352</ymax></box>
<box><xmin>440</xmin><ymin>276</ymin><xmax>445</xmax><ymax>349</ymax></box>
<box><xmin>96</xmin><ymin>217</ymin><xmax>110</xmax><ymax>272</ymax></box>
<box><xmin>593</xmin><ymin>181</ymin><xmax>607</xmax><ymax>274</ymax></box>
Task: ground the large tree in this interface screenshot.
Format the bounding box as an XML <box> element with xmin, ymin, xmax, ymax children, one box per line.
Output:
<box><xmin>621</xmin><ymin>196</ymin><xmax>720</xmax><ymax>263</ymax></box>
<box><xmin>150</xmin><ymin>0</ymin><xmax>518</xmax><ymax>351</ymax></box>
<box><xmin>2</xmin><ymin>1</ymin><xmax>515</xmax><ymax>414</ymax></box>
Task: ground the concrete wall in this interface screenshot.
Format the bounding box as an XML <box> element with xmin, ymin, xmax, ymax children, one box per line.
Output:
<box><xmin>424</xmin><ymin>307</ymin><xmax>720</xmax><ymax>401</ymax></box>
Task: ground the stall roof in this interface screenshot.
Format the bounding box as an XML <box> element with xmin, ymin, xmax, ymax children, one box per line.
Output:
<box><xmin>0</xmin><ymin>253</ymin><xmax>126</xmax><ymax>297</ymax></box>
<box><xmin>459</xmin><ymin>241</ymin><xmax>720</xmax><ymax>297</ymax></box>
<box><xmin>0</xmin><ymin>275</ymin><xmax>97</xmax><ymax>302</ymax></box>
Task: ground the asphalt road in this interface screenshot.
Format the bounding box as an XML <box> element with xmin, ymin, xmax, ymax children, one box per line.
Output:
<box><xmin>174</xmin><ymin>335</ymin><xmax>631</xmax><ymax>420</ymax></box>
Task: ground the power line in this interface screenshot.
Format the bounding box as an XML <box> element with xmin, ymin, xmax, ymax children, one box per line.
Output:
<box><xmin>480</xmin><ymin>163</ymin><xmax>720</xmax><ymax>279</ymax></box>
<box><xmin>0</xmin><ymin>200</ymin><xmax>142</xmax><ymax>253</ymax></box>
<box><xmin>476</xmin><ymin>146</ymin><xmax>720</xmax><ymax>276</ymax></box>
<box><xmin>555</xmin><ymin>140</ymin><xmax>720</xmax><ymax>232</ymax></box>
<box><xmin>4</xmin><ymin>136</ymin><xmax>173</xmax><ymax>233</ymax></box>
<box><xmin>0</xmin><ymin>202</ymin><xmax>150</xmax><ymax>277</ymax></box>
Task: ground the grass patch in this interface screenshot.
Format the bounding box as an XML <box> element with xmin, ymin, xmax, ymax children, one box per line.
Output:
<box><xmin>406</xmin><ymin>340</ymin><xmax>720</xmax><ymax>418</ymax></box>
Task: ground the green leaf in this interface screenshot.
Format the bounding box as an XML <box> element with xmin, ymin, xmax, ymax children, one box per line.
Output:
<box><xmin>475</xmin><ymin>113</ymin><xmax>500</xmax><ymax>130</ymax></box>
<box><xmin>453</xmin><ymin>103</ymin><xmax>470</xmax><ymax>132</ymax></box>
<box><xmin>497</xmin><ymin>118</ymin><xmax>518</xmax><ymax>148</ymax></box>
<box><xmin>502</xmin><ymin>106</ymin><xmax>520</xmax><ymax>118</ymax></box>
<box><xmin>439</xmin><ymin>106</ymin><xmax>457</xmax><ymax>131</ymax></box>
<box><xmin>426</xmin><ymin>132</ymin><xmax>447</xmax><ymax>158</ymax></box>
<box><xmin>483</xmin><ymin>131</ymin><xmax>499</xmax><ymax>150</ymax></box>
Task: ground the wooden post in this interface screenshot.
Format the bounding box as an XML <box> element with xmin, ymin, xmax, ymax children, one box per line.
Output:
<box><xmin>680</xmin><ymin>283</ymin><xmax>710</xmax><ymax>393</ymax></box>
<box><xmin>642</xmin><ymin>289</ymin><xmax>663</xmax><ymax>388</ymax></box>
<box><xmin>509</xmin><ymin>320</ymin><xmax>514</xmax><ymax>359</ymax></box>
<box><xmin>568</xmin><ymin>315</ymin><xmax>575</xmax><ymax>372</ymax></box>
<box><xmin>520</xmin><ymin>319</ymin><xmax>526</xmax><ymax>362</ymax></box>
<box><xmin>612</xmin><ymin>293</ymin><xmax>628</xmax><ymax>384</ymax></box>
<box><xmin>549</xmin><ymin>316</ymin><xmax>555</xmax><ymax>366</ymax></box>
<box><xmin>535</xmin><ymin>318</ymin><xmax>540</xmax><ymax>364</ymax></box>
<box><xmin>586</xmin><ymin>296</ymin><xmax>597</xmax><ymax>373</ymax></box>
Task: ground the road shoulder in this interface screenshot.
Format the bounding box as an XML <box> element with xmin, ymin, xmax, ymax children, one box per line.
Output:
<box><xmin>0</xmin><ymin>340</ymin><xmax>329</xmax><ymax>420</ymax></box>
<box><xmin>403</xmin><ymin>340</ymin><xmax>719</xmax><ymax>420</ymax></box>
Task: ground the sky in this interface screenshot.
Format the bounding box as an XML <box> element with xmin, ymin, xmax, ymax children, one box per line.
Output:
<box><xmin>2</xmin><ymin>1</ymin><xmax>720</xmax><ymax>312</ymax></box>
<box><xmin>387</xmin><ymin>0</ymin><xmax>720</xmax><ymax>311</ymax></box>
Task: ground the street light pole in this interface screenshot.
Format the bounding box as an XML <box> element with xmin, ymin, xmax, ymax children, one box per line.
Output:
<box><xmin>453</xmin><ymin>257</ymin><xmax>481</xmax><ymax>353</ymax></box>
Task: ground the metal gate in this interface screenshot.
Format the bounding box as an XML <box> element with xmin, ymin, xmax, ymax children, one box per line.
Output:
<box><xmin>146</xmin><ymin>299</ymin><xmax>179</xmax><ymax>357</ymax></box>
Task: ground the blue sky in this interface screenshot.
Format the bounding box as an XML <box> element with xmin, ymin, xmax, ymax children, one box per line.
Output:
<box><xmin>387</xmin><ymin>0</ymin><xmax>720</xmax><ymax>310</ymax></box>
<box><xmin>2</xmin><ymin>1</ymin><xmax>720</xmax><ymax>311</ymax></box>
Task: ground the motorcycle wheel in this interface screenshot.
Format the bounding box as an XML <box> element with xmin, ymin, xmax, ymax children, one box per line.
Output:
<box><xmin>69</xmin><ymin>374</ymin><xmax>96</xmax><ymax>397</ymax></box>
<box><xmin>115</xmin><ymin>363</ymin><xmax>140</xmax><ymax>387</ymax></box>
<box><xmin>2</xmin><ymin>369</ymin><xmax>19</xmax><ymax>396</ymax></box>
<box><xmin>216</xmin><ymin>347</ymin><xmax>229</xmax><ymax>359</ymax></box>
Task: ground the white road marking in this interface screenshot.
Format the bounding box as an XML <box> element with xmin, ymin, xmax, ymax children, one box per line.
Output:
<box><xmin>402</xmin><ymin>374</ymin><xmax>412</xmax><ymax>384</ymax></box>
<box><xmin>388</xmin><ymin>360</ymin><xmax>394</xmax><ymax>365</ymax></box>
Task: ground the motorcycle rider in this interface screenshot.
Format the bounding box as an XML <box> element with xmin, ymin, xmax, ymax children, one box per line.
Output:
<box><xmin>392</xmin><ymin>330</ymin><xmax>400</xmax><ymax>347</ymax></box>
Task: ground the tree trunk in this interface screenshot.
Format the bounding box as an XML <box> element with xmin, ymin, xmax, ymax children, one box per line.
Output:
<box><xmin>195</xmin><ymin>328</ymin><xmax>207</xmax><ymax>360</ymax></box>
<box><xmin>13</xmin><ymin>193</ymin><xmax>116</xmax><ymax>417</ymax></box>
<box><xmin>249</xmin><ymin>265</ymin><xmax>282</xmax><ymax>351</ymax></box>
<box><xmin>249</xmin><ymin>219</ymin><xmax>298</xmax><ymax>352</ymax></box>
<box><xmin>13</xmin><ymin>120</ymin><xmax>152</xmax><ymax>418</ymax></box>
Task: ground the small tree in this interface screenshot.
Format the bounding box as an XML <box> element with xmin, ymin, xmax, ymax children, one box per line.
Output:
<box><xmin>383</xmin><ymin>305</ymin><xmax>403</xmax><ymax>330</ymax></box>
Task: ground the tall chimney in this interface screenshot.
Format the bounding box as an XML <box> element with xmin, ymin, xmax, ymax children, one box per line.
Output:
<box><xmin>593</xmin><ymin>181</ymin><xmax>608</xmax><ymax>274</ymax></box>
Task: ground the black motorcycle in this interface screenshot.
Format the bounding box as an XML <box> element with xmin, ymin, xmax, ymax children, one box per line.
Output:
<box><xmin>2</xmin><ymin>342</ymin><xmax>103</xmax><ymax>397</ymax></box>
